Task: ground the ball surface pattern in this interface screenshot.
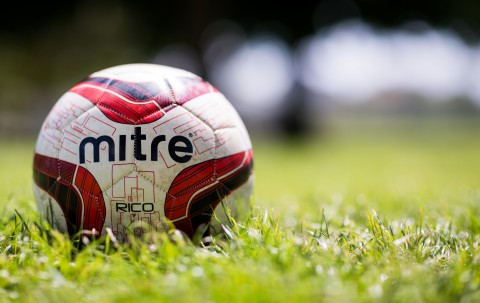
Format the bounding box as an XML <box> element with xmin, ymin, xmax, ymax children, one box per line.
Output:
<box><xmin>33</xmin><ymin>64</ymin><xmax>253</xmax><ymax>240</ymax></box>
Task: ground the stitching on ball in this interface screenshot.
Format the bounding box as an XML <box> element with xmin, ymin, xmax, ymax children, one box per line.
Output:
<box><xmin>164</xmin><ymin>78</ymin><xmax>177</xmax><ymax>105</ymax></box>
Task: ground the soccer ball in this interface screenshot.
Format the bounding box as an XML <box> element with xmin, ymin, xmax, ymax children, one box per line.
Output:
<box><xmin>33</xmin><ymin>64</ymin><xmax>253</xmax><ymax>241</ymax></box>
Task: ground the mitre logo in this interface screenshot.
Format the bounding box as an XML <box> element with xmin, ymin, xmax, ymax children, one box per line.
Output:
<box><xmin>79</xmin><ymin>126</ymin><xmax>193</xmax><ymax>164</ymax></box>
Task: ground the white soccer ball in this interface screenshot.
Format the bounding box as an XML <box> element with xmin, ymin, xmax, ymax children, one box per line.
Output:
<box><xmin>33</xmin><ymin>64</ymin><xmax>253</xmax><ymax>241</ymax></box>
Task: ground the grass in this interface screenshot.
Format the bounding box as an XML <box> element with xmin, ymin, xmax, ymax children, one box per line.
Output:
<box><xmin>1</xmin><ymin>117</ymin><xmax>480</xmax><ymax>302</ymax></box>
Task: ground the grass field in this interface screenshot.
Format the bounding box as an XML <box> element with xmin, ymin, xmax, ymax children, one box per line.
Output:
<box><xmin>1</xmin><ymin>117</ymin><xmax>480</xmax><ymax>302</ymax></box>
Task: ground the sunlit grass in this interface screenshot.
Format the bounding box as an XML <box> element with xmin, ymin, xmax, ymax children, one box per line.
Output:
<box><xmin>1</xmin><ymin>118</ymin><xmax>480</xmax><ymax>302</ymax></box>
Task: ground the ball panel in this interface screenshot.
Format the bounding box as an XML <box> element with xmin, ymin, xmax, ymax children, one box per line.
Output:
<box><xmin>33</xmin><ymin>183</ymin><xmax>68</xmax><ymax>233</ymax></box>
<box><xmin>104</xmin><ymin>162</ymin><xmax>168</xmax><ymax>241</ymax></box>
<box><xmin>181</xmin><ymin>93</ymin><xmax>252</xmax><ymax>156</ymax></box>
<box><xmin>164</xmin><ymin>150</ymin><xmax>253</xmax><ymax>237</ymax></box>
<box><xmin>70</xmin><ymin>78</ymin><xmax>171</xmax><ymax>124</ymax></box>
<box><xmin>70</xmin><ymin>67</ymin><xmax>215</xmax><ymax>125</ymax></box>
<box><xmin>74</xmin><ymin>165</ymin><xmax>107</xmax><ymax>234</ymax></box>
<box><xmin>33</xmin><ymin>153</ymin><xmax>107</xmax><ymax>236</ymax></box>
<box><xmin>35</xmin><ymin>92</ymin><xmax>94</xmax><ymax>159</ymax></box>
<box><xmin>33</xmin><ymin>154</ymin><xmax>84</xmax><ymax>235</ymax></box>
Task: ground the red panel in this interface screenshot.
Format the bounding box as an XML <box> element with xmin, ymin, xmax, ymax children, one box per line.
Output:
<box><xmin>70</xmin><ymin>76</ymin><xmax>215</xmax><ymax>125</ymax></box>
<box><xmin>75</xmin><ymin>166</ymin><xmax>107</xmax><ymax>233</ymax></box>
<box><xmin>33</xmin><ymin>153</ymin><xmax>106</xmax><ymax>236</ymax></box>
<box><xmin>164</xmin><ymin>150</ymin><xmax>253</xmax><ymax>237</ymax></box>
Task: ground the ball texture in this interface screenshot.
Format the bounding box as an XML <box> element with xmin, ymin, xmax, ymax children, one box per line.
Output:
<box><xmin>33</xmin><ymin>64</ymin><xmax>253</xmax><ymax>241</ymax></box>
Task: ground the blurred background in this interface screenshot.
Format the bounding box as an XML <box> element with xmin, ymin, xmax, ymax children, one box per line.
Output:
<box><xmin>0</xmin><ymin>0</ymin><xmax>480</xmax><ymax>137</ymax></box>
